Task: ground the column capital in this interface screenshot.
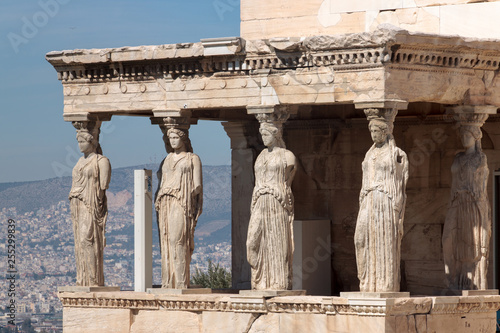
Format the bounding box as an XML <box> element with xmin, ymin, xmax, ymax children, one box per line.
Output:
<box><xmin>446</xmin><ymin>105</ymin><xmax>498</xmax><ymax>127</ymax></box>
<box><xmin>150</xmin><ymin>116</ymin><xmax>195</xmax><ymax>131</ymax></box>
<box><xmin>359</xmin><ymin>103</ymin><xmax>406</xmax><ymax>136</ymax></box>
<box><xmin>247</xmin><ymin>104</ymin><xmax>293</xmax><ymax>127</ymax></box>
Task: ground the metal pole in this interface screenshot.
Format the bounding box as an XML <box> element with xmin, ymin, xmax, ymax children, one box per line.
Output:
<box><xmin>134</xmin><ymin>169</ymin><xmax>153</xmax><ymax>292</ymax></box>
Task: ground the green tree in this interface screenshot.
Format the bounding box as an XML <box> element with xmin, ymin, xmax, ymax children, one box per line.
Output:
<box><xmin>191</xmin><ymin>259</ymin><xmax>231</xmax><ymax>289</ymax></box>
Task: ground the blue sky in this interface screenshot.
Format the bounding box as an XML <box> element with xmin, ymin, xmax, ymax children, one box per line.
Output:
<box><xmin>0</xmin><ymin>0</ymin><xmax>239</xmax><ymax>183</ymax></box>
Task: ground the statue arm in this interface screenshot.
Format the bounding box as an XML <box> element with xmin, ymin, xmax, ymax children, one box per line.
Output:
<box><xmin>192</xmin><ymin>154</ymin><xmax>203</xmax><ymax>195</ymax></box>
<box><xmin>98</xmin><ymin>156</ymin><xmax>111</xmax><ymax>190</ymax></box>
<box><xmin>480</xmin><ymin>153</ymin><xmax>491</xmax><ymax>255</ymax></box>
<box><xmin>154</xmin><ymin>159</ymin><xmax>165</xmax><ymax>209</ymax></box>
<box><xmin>394</xmin><ymin>150</ymin><xmax>408</xmax><ymax>238</ymax></box>
<box><xmin>394</xmin><ymin>149</ymin><xmax>408</xmax><ymax>207</ymax></box>
<box><xmin>284</xmin><ymin>150</ymin><xmax>297</xmax><ymax>186</ymax></box>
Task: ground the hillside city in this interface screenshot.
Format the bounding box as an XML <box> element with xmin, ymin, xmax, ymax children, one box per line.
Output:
<box><xmin>0</xmin><ymin>197</ymin><xmax>231</xmax><ymax>332</ymax></box>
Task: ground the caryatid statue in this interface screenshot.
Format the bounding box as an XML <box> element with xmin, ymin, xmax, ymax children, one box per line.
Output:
<box><xmin>69</xmin><ymin>121</ymin><xmax>111</xmax><ymax>286</ymax></box>
<box><xmin>354</xmin><ymin>108</ymin><xmax>409</xmax><ymax>292</ymax></box>
<box><xmin>443</xmin><ymin>111</ymin><xmax>492</xmax><ymax>290</ymax></box>
<box><xmin>155</xmin><ymin>118</ymin><xmax>203</xmax><ymax>289</ymax></box>
<box><xmin>247</xmin><ymin>110</ymin><xmax>297</xmax><ymax>290</ymax></box>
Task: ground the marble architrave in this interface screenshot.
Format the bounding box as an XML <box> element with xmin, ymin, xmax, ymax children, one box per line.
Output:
<box><xmin>443</xmin><ymin>106</ymin><xmax>495</xmax><ymax>291</ymax></box>
<box><xmin>154</xmin><ymin>117</ymin><xmax>203</xmax><ymax>289</ymax></box>
<box><xmin>69</xmin><ymin>120</ymin><xmax>111</xmax><ymax>287</ymax></box>
<box><xmin>354</xmin><ymin>105</ymin><xmax>409</xmax><ymax>293</ymax></box>
<box><xmin>246</xmin><ymin>107</ymin><xmax>297</xmax><ymax>290</ymax></box>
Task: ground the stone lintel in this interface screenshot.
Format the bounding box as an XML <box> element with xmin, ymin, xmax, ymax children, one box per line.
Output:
<box><xmin>58</xmin><ymin>286</ymin><xmax>120</xmax><ymax>293</ymax></box>
<box><xmin>146</xmin><ymin>288</ymin><xmax>212</xmax><ymax>295</ymax></box>
<box><xmin>63</xmin><ymin>112</ymin><xmax>112</xmax><ymax>122</ymax></box>
<box><xmin>239</xmin><ymin>290</ymin><xmax>306</xmax><ymax>297</ymax></box>
<box><xmin>354</xmin><ymin>100</ymin><xmax>408</xmax><ymax>111</ymax></box>
<box><xmin>446</xmin><ymin>105</ymin><xmax>498</xmax><ymax>115</ymax></box>
<box><xmin>340</xmin><ymin>292</ymin><xmax>410</xmax><ymax>299</ymax></box>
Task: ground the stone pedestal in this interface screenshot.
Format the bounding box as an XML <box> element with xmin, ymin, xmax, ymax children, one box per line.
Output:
<box><xmin>147</xmin><ymin>288</ymin><xmax>212</xmax><ymax>295</ymax></box>
<box><xmin>58</xmin><ymin>286</ymin><xmax>120</xmax><ymax>293</ymax></box>
<box><xmin>340</xmin><ymin>292</ymin><xmax>410</xmax><ymax>299</ymax></box>
<box><xmin>58</xmin><ymin>291</ymin><xmax>500</xmax><ymax>333</ymax></box>
<box><xmin>462</xmin><ymin>289</ymin><xmax>499</xmax><ymax>296</ymax></box>
<box><xmin>239</xmin><ymin>290</ymin><xmax>306</xmax><ymax>297</ymax></box>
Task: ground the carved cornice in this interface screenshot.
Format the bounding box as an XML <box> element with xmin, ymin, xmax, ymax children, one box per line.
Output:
<box><xmin>46</xmin><ymin>28</ymin><xmax>500</xmax><ymax>84</ymax></box>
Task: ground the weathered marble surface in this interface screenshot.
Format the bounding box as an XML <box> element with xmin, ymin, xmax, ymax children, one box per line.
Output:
<box><xmin>58</xmin><ymin>291</ymin><xmax>500</xmax><ymax>333</ymax></box>
<box><xmin>155</xmin><ymin>127</ymin><xmax>202</xmax><ymax>289</ymax></box>
<box><xmin>355</xmin><ymin>108</ymin><xmax>408</xmax><ymax>292</ymax></box>
<box><xmin>247</xmin><ymin>121</ymin><xmax>297</xmax><ymax>290</ymax></box>
<box><xmin>443</xmin><ymin>111</ymin><xmax>492</xmax><ymax>290</ymax></box>
<box><xmin>242</xmin><ymin>0</ymin><xmax>500</xmax><ymax>40</ymax></box>
<box><xmin>69</xmin><ymin>121</ymin><xmax>111</xmax><ymax>287</ymax></box>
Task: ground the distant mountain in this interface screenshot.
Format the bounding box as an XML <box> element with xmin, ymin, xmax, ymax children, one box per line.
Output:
<box><xmin>0</xmin><ymin>164</ymin><xmax>232</xmax><ymax>223</ymax></box>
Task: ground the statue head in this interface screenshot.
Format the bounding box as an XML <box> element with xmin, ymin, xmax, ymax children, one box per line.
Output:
<box><xmin>73</xmin><ymin>120</ymin><xmax>103</xmax><ymax>155</ymax></box>
<box><xmin>76</xmin><ymin>130</ymin><xmax>97</xmax><ymax>155</ymax></box>
<box><xmin>259</xmin><ymin>122</ymin><xmax>286</xmax><ymax>148</ymax></box>
<box><xmin>164</xmin><ymin>128</ymin><xmax>193</xmax><ymax>153</ymax></box>
<box><xmin>459</xmin><ymin>125</ymin><xmax>482</xmax><ymax>150</ymax></box>
<box><xmin>368</xmin><ymin>119</ymin><xmax>389</xmax><ymax>146</ymax></box>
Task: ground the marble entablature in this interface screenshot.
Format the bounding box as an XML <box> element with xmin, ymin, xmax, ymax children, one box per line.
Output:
<box><xmin>46</xmin><ymin>26</ymin><xmax>500</xmax><ymax>122</ymax></box>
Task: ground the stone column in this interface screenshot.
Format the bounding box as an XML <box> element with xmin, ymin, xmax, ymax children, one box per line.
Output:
<box><xmin>353</xmin><ymin>100</ymin><xmax>409</xmax><ymax>293</ymax></box>
<box><xmin>151</xmin><ymin>110</ymin><xmax>203</xmax><ymax>290</ymax></box>
<box><xmin>222</xmin><ymin>121</ymin><xmax>260</xmax><ymax>289</ymax></box>
<box><xmin>442</xmin><ymin>105</ymin><xmax>497</xmax><ymax>291</ymax></box>
<box><xmin>67</xmin><ymin>114</ymin><xmax>113</xmax><ymax>288</ymax></box>
<box><xmin>245</xmin><ymin>105</ymin><xmax>300</xmax><ymax>292</ymax></box>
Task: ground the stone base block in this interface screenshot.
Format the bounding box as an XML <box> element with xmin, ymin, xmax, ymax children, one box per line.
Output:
<box><xmin>462</xmin><ymin>289</ymin><xmax>499</xmax><ymax>296</ymax></box>
<box><xmin>238</xmin><ymin>290</ymin><xmax>306</xmax><ymax>297</ymax></box>
<box><xmin>340</xmin><ymin>291</ymin><xmax>410</xmax><ymax>299</ymax></box>
<box><xmin>58</xmin><ymin>291</ymin><xmax>500</xmax><ymax>333</ymax></box>
<box><xmin>57</xmin><ymin>286</ymin><xmax>121</xmax><ymax>293</ymax></box>
<box><xmin>147</xmin><ymin>288</ymin><xmax>212</xmax><ymax>295</ymax></box>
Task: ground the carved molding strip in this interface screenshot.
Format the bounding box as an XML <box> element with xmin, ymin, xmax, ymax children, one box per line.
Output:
<box><xmin>391</xmin><ymin>47</ymin><xmax>500</xmax><ymax>71</ymax></box>
<box><xmin>58</xmin><ymin>293</ymin><xmax>500</xmax><ymax>317</ymax></box>
<box><xmin>52</xmin><ymin>48</ymin><xmax>390</xmax><ymax>83</ymax></box>
<box><xmin>51</xmin><ymin>43</ymin><xmax>500</xmax><ymax>84</ymax></box>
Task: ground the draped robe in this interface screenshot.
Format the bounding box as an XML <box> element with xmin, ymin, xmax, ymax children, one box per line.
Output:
<box><xmin>247</xmin><ymin>147</ymin><xmax>295</xmax><ymax>290</ymax></box>
<box><xmin>354</xmin><ymin>141</ymin><xmax>408</xmax><ymax>292</ymax></box>
<box><xmin>443</xmin><ymin>150</ymin><xmax>491</xmax><ymax>290</ymax></box>
<box><xmin>155</xmin><ymin>152</ymin><xmax>202</xmax><ymax>288</ymax></box>
<box><xmin>69</xmin><ymin>154</ymin><xmax>110</xmax><ymax>286</ymax></box>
